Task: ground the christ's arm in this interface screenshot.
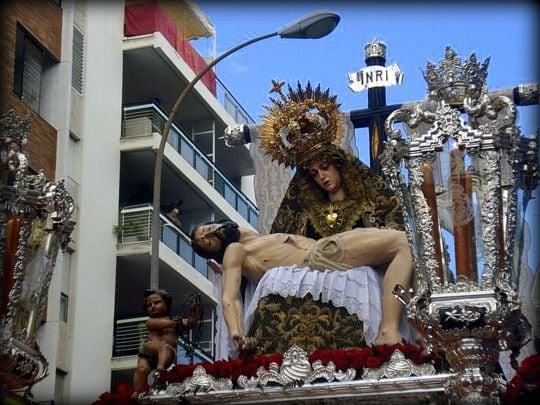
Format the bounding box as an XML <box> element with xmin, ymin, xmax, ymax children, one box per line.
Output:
<box><xmin>220</xmin><ymin>242</ymin><xmax>247</xmax><ymax>348</ymax></box>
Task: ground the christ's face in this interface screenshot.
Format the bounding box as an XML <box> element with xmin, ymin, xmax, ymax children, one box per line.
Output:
<box><xmin>193</xmin><ymin>224</ymin><xmax>223</xmax><ymax>253</ymax></box>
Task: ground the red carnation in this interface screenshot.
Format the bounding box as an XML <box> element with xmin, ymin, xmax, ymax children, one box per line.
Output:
<box><xmin>204</xmin><ymin>362</ymin><xmax>217</xmax><ymax>376</ymax></box>
<box><xmin>244</xmin><ymin>359</ymin><xmax>260</xmax><ymax>377</ymax></box>
<box><xmin>410</xmin><ymin>352</ymin><xmax>427</xmax><ymax>365</ymax></box>
<box><xmin>517</xmin><ymin>353</ymin><xmax>540</xmax><ymax>384</ymax></box>
<box><xmin>214</xmin><ymin>359</ymin><xmax>233</xmax><ymax>378</ymax></box>
<box><xmin>174</xmin><ymin>363</ymin><xmax>196</xmax><ymax>381</ymax></box>
<box><xmin>365</xmin><ymin>356</ymin><xmax>382</xmax><ymax>369</ymax></box>
<box><xmin>346</xmin><ymin>348</ymin><xmax>370</xmax><ymax>370</ymax></box>
<box><xmin>267</xmin><ymin>353</ymin><xmax>283</xmax><ymax>366</ymax></box>
<box><xmin>373</xmin><ymin>343</ymin><xmax>401</xmax><ymax>360</ymax></box>
<box><xmin>332</xmin><ymin>350</ymin><xmax>350</xmax><ymax>371</ymax></box>
<box><xmin>313</xmin><ymin>350</ymin><xmax>334</xmax><ymax>366</ymax></box>
<box><xmin>257</xmin><ymin>355</ymin><xmax>270</xmax><ymax>370</ymax></box>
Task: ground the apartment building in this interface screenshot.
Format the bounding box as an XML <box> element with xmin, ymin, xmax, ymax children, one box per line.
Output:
<box><xmin>1</xmin><ymin>0</ymin><xmax>258</xmax><ymax>403</ymax></box>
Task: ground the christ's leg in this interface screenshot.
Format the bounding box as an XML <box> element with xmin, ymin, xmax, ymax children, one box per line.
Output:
<box><xmin>338</xmin><ymin>228</ymin><xmax>413</xmax><ymax>345</ymax></box>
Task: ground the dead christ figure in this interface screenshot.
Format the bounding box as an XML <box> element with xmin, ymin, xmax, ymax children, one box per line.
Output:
<box><xmin>190</xmin><ymin>220</ymin><xmax>413</xmax><ymax>350</ymax></box>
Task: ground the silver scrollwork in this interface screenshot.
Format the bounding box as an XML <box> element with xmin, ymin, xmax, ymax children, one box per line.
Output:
<box><xmin>363</xmin><ymin>350</ymin><xmax>436</xmax><ymax>380</ymax></box>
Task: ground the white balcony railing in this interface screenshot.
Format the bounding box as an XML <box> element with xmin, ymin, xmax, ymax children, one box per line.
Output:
<box><xmin>122</xmin><ymin>102</ymin><xmax>259</xmax><ymax>229</ymax></box>
<box><xmin>216</xmin><ymin>76</ymin><xmax>255</xmax><ymax>126</ymax></box>
<box><xmin>117</xmin><ymin>204</ymin><xmax>209</xmax><ymax>278</ymax></box>
<box><xmin>113</xmin><ymin>316</ymin><xmax>213</xmax><ymax>363</ymax></box>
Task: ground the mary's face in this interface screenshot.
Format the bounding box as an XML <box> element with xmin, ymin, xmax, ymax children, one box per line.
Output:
<box><xmin>307</xmin><ymin>160</ymin><xmax>342</xmax><ymax>194</ymax></box>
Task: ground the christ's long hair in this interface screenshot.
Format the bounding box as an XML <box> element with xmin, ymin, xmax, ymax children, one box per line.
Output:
<box><xmin>190</xmin><ymin>219</ymin><xmax>240</xmax><ymax>264</ymax></box>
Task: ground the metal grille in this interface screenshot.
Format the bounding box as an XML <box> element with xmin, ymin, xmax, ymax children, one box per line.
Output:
<box><xmin>113</xmin><ymin>317</ymin><xmax>148</xmax><ymax>357</ymax></box>
<box><xmin>71</xmin><ymin>25</ymin><xmax>84</xmax><ymax>94</ymax></box>
<box><xmin>21</xmin><ymin>37</ymin><xmax>43</xmax><ymax>112</ymax></box>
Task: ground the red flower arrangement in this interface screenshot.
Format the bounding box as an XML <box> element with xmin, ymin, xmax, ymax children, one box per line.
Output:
<box><xmin>95</xmin><ymin>348</ymin><xmax>538</xmax><ymax>404</ymax></box>
<box><xmin>503</xmin><ymin>353</ymin><xmax>540</xmax><ymax>404</ymax></box>
<box><xmin>94</xmin><ymin>344</ymin><xmax>436</xmax><ymax>403</ymax></box>
<box><xmin>156</xmin><ymin>342</ymin><xmax>436</xmax><ymax>386</ymax></box>
<box><xmin>93</xmin><ymin>381</ymin><xmax>140</xmax><ymax>405</ymax></box>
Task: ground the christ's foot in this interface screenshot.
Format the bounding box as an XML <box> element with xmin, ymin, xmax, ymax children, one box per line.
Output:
<box><xmin>373</xmin><ymin>329</ymin><xmax>405</xmax><ymax>346</ymax></box>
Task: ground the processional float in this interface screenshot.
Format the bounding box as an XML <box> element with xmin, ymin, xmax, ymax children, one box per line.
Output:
<box><xmin>0</xmin><ymin>110</ymin><xmax>74</xmax><ymax>393</ymax></box>
<box><xmin>138</xmin><ymin>48</ymin><xmax>537</xmax><ymax>404</ymax></box>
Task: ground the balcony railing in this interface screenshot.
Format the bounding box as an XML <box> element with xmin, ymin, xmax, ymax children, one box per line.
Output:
<box><xmin>122</xmin><ymin>102</ymin><xmax>259</xmax><ymax>229</ymax></box>
<box><xmin>118</xmin><ymin>204</ymin><xmax>209</xmax><ymax>278</ymax></box>
<box><xmin>113</xmin><ymin>316</ymin><xmax>213</xmax><ymax>363</ymax></box>
<box><xmin>216</xmin><ymin>76</ymin><xmax>256</xmax><ymax>126</ymax></box>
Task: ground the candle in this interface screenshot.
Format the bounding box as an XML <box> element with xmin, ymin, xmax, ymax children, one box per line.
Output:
<box><xmin>463</xmin><ymin>170</ymin><xmax>478</xmax><ymax>281</ymax></box>
<box><xmin>421</xmin><ymin>162</ymin><xmax>444</xmax><ymax>280</ymax></box>
<box><xmin>1</xmin><ymin>215</ymin><xmax>22</xmax><ymax>316</ymax></box>
<box><xmin>450</xmin><ymin>147</ymin><xmax>474</xmax><ymax>280</ymax></box>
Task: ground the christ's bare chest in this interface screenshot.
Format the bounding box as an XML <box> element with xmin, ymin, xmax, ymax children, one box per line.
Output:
<box><xmin>243</xmin><ymin>234</ymin><xmax>313</xmax><ymax>273</ymax></box>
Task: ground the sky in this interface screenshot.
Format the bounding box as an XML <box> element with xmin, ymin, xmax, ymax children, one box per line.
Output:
<box><xmin>194</xmin><ymin>1</ymin><xmax>538</xmax><ymax>158</ymax></box>
<box><xmin>194</xmin><ymin>1</ymin><xmax>539</xmax><ymax>273</ymax></box>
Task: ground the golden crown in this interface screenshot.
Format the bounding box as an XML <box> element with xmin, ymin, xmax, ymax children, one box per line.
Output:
<box><xmin>258</xmin><ymin>81</ymin><xmax>344</xmax><ymax>168</ymax></box>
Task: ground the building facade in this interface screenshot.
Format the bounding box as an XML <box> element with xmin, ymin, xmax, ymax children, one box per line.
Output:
<box><xmin>1</xmin><ymin>0</ymin><xmax>257</xmax><ymax>402</ymax></box>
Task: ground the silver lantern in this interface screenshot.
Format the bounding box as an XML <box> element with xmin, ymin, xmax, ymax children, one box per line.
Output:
<box><xmin>381</xmin><ymin>47</ymin><xmax>537</xmax><ymax>404</ymax></box>
<box><xmin>0</xmin><ymin>110</ymin><xmax>74</xmax><ymax>391</ymax></box>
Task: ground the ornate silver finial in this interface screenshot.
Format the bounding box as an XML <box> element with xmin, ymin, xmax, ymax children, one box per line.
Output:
<box><xmin>1</xmin><ymin>110</ymin><xmax>30</xmax><ymax>168</ymax></box>
<box><xmin>365</xmin><ymin>38</ymin><xmax>387</xmax><ymax>60</ymax></box>
<box><xmin>223</xmin><ymin>124</ymin><xmax>250</xmax><ymax>147</ymax></box>
<box><xmin>422</xmin><ymin>46</ymin><xmax>490</xmax><ymax>104</ymax></box>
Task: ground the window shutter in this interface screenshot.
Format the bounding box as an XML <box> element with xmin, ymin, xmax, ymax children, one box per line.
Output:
<box><xmin>72</xmin><ymin>25</ymin><xmax>84</xmax><ymax>94</ymax></box>
<box><xmin>22</xmin><ymin>37</ymin><xmax>43</xmax><ymax>112</ymax></box>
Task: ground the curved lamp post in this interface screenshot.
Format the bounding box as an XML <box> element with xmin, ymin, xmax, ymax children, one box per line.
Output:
<box><xmin>150</xmin><ymin>11</ymin><xmax>340</xmax><ymax>288</ymax></box>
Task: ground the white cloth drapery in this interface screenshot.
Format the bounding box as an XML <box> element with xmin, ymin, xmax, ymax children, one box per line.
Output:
<box><xmin>213</xmin><ymin>265</ymin><xmax>415</xmax><ymax>360</ymax></box>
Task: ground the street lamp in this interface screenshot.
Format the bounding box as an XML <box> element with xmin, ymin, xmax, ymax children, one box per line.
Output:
<box><xmin>150</xmin><ymin>11</ymin><xmax>341</xmax><ymax>288</ymax></box>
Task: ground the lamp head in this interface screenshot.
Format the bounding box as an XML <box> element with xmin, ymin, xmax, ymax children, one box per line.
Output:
<box><xmin>278</xmin><ymin>11</ymin><xmax>340</xmax><ymax>39</ymax></box>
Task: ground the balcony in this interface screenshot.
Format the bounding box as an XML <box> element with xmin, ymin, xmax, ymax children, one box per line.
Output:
<box><xmin>122</xmin><ymin>103</ymin><xmax>259</xmax><ymax>228</ymax></box>
<box><xmin>118</xmin><ymin>204</ymin><xmax>208</xmax><ymax>278</ymax></box>
<box><xmin>113</xmin><ymin>315</ymin><xmax>213</xmax><ymax>364</ymax></box>
<box><xmin>124</xmin><ymin>1</ymin><xmax>216</xmax><ymax>95</ymax></box>
<box><xmin>123</xmin><ymin>30</ymin><xmax>257</xmax><ymax>183</ymax></box>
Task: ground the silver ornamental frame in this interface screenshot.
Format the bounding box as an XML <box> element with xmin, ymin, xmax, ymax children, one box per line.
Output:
<box><xmin>381</xmin><ymin>47</ymin><xmax>537</xmax><ymax>404</ymax></box>
<box><xmin>0</xmin><ymin>110</ymin><xmax>74</xmax><ymax>391</ymax></box>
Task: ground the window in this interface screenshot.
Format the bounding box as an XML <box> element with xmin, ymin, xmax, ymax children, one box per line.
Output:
<box><xmin>55</xmin><ymin>369</ymin><xmax>66</xmax><ymax>404</ymax></box>
<box><xmin>72</xmin><ymin>25</ymin><xmax>84</xmax><ymax>94</ymax></box>
<box><xmin>65</xmin><ymin>133</ymin><xmax>80</xmax><ymax>205</ymax></box>
<box><xmin>59</xmin><ymin>252</ymin><xmax>71</xmax><ymax>322</ymax></box>
<box><xmin>13</xmin><ymin>25</ymin><xmax>46</xmax><ymax>112</ymax></box>
<box><xmin>60</xmin><ymin>293</ymin><xmax>69</xmax><ymax>322</ymax></box>
<box><xmin>67</xmin><ymin>133</ymin><xmax>79</xmax><ymax>179</ymax></box>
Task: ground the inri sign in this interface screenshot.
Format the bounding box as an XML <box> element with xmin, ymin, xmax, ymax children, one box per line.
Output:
<box><xmin>348</xmin><ymin>63</ymin><xmax>404</xmax><ymax>93</ymax></box>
